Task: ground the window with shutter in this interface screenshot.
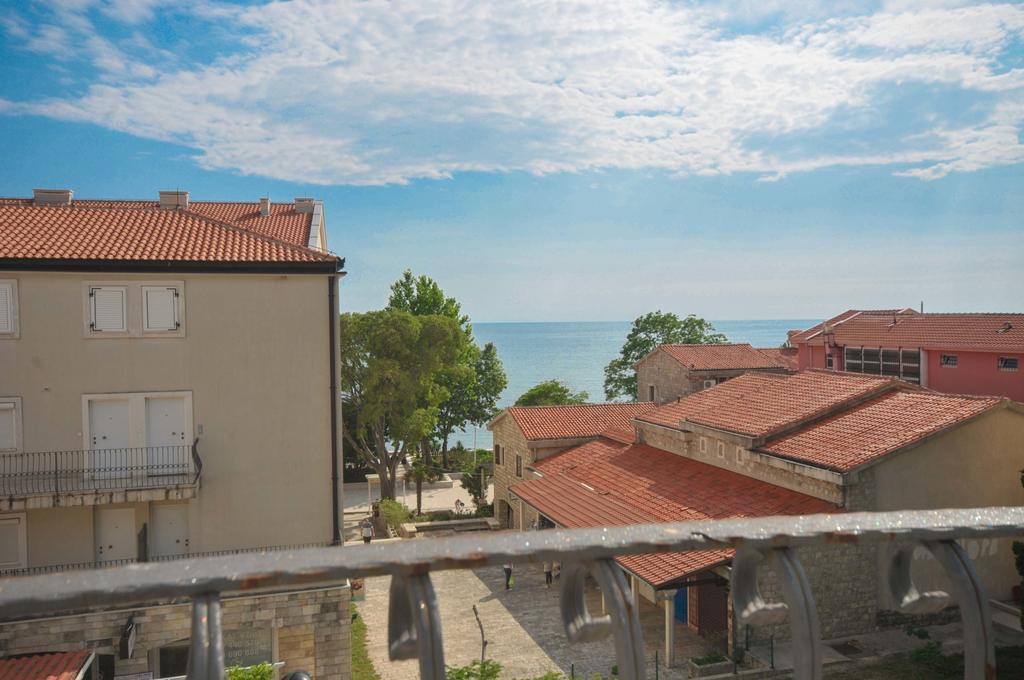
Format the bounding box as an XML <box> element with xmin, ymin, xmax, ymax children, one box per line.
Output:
<box><xmin>0</xmin><ymin>282</ymin><xmax>15</xmax><ymax>335</ymax></box>
<box><xmin>0</xmin><ymin>402</ymin><xmax>17</xmax><ymax>452</ymax></box>
<box><xmin>143</xmin><ymin>286</ymin><xmax>180</xmax><ymax>332</ymax></box>
<box><xmin>90</xmin><ymin>287</ymin><xmax>127</xmax><ymax>332</ymax></box>
<box><xmin>0</xmin><ymin>515</ymin><xmax>27</xmax><ymax>569</ymax></box>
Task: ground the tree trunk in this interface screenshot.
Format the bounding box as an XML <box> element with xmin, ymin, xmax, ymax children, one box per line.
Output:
<box><xmin>416</xmin><ymin>477</ymin><xmax>423</xmax><ymax>515</ymax></box>
<box><xmin>441</xmin><ymin>436</ymin><xmax>451</xmax><ymax>470</ymax></box>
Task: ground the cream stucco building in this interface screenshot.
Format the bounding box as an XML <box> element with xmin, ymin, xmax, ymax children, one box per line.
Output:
<box><xmin>0</xmin><ymin>190</ymin><xmax>351</xmax><ymax>678</ymax></box>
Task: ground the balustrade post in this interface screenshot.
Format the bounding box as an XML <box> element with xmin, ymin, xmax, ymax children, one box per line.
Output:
<box><xmin>186</xmin><ymin>593</ymin><xmax>224</xmax><ymax>680</ymax></box>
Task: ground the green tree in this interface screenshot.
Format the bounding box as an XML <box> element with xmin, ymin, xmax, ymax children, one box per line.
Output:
<box><xmin>404</xmin><ymin>453</ymin><xmax>440</xmax><ymax>515</ymax></box>
<box><xmin>339</xmin><ymin>309</ymin><xmax>463</xmax><ymax>499</ymax></box>
<box><xmin>387</xmin><ymin>270</ymin><xmax>507</xmax><ymax>467</ymax></box>
<box><xmin>515</xmin><ymin>380</ymin><xmax>589</xmax><ymax>406</ymax></box>
<box><xmin>603</xmin><ymin>311</ymin><xmax>727</xmax><ymax>400</ymax></box>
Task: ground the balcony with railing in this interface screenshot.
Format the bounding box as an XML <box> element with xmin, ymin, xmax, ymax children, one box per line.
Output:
<box><xmin>0</xmin><ymin>507</ymin><xmax>1019</xmax><ymax>679</ymax></box>
<box><xmin>0</xmin><ymin>441</ymin><xmax>202</xmax><ymax>510</ymax></box>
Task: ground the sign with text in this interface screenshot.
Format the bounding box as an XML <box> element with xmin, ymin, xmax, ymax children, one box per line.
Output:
<box><xmin>223</xmin><ymin>627</ymin><xmax>273</xmax><ymax>669</ymax></box>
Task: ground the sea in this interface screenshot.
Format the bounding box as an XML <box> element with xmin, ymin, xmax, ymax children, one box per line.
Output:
<box><xmin>452</xmin><ymin>319</ymin><xmax>816</xmax><ymax>450</ymax></box>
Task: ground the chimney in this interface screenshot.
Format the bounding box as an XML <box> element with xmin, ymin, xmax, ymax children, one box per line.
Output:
<box><xmin>259</xmin><ymin>197</ymin><xmax>271</xmax><ymax>217</ymax></box>
<box><xmin>33</xmin><ymin>189</ymin><xmax>73</xmax><ymax>206</ymax></box>
<box><xmin>294</xmin><ymin>197</ymin><xmax>315</xmax><ymax>214</ymax></box>
<box><xmin>159</xmin><ymin>191</ymin><xmax>189</xmax><ymax>210</ymax></box>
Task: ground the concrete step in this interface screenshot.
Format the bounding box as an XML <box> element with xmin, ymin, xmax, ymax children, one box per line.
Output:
<box><xmin>991</xmin><ymin>599</ymin><xmax>1022</xmax><ymax>633</ymax></box>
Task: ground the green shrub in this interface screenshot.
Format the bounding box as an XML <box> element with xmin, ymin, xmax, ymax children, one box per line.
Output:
<box><xmin>226</xmin><ymin>663</ymin><xmax>275</xmax><ymax>680</ymax></box>
<box><xmin>445</xmin><ymin>659</ymin><xmax>501</xmax><ymax>680</ymax></box>
<box><xmin>691</xmin><ymin>650</ymin><xmax>728</xmax><ymax>665</ymax></box>
<box><xmin>378</xmin><ymin>499</ymin><xmax>414</xmax><ymax>531</ymax></box>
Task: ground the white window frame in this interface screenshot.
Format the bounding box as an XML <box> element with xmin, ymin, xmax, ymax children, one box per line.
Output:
<box><xmin>0</xmin><ymin>513</ymin><xmax>27</xmax><ymax>570</ymax></box>
<box><xmin>0</xmin><ymin>280</ymin><xmax>19</xmax><ymax>338</ymax></box>
<box><xmin>0</xmin><ymin>398</ymin><xmax>23</xmax><ymax>453</ymax></box>
<box><xmin>83</xmin><ymin>281</ymin><xmax>185</xmax><ymax>338</ymax></box>
<box><xmin>143</xmin><ymin>285</ymin><xmax>182</xmax><ymax>334</ymax></box>
<box><xmin>88</xmin><ymin>285</ymin><xmax>128</xmax><ymax>333</ymax></box>
<box><xmin>717</xmin><ymin>441</ymin><xmax>725</xmax><ymax>459</ymax></box>
<box><xmin>735</xmin><ymin>445</ymin><xmax>746</xmax><ymax>463</ymax></box>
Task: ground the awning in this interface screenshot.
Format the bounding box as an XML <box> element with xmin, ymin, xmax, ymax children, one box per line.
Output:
<box><xmin>0</xmin><ymin>650</ymin><xmax>94</xmax><ymax>680</ymax></box>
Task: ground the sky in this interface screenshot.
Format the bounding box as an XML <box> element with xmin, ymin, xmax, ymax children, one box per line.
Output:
<box><xmin>0</xmin><ymin>0</ymin><xmax>1021</xmax><ymax>322</ymax></box>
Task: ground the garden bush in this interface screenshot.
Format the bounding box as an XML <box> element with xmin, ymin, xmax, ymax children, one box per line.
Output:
<box><xmin>378</xmin><ymin>499</ymin><xmax>414</xmax><ymax>532</ymax></box>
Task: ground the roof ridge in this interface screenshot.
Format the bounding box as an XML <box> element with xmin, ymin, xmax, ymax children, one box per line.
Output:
<box><xmin>176</xmin><ymin>207</ymin><xmax>338</xmax><ymax>261</ymax></box>
<box><xmin>509</xmin><ymin>401</ymin><xmax>644</xmax><ymax>411</ymax></box>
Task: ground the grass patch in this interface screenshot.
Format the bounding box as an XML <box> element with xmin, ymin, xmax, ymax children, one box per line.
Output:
<box><xmin>351</xmin><ymin>603</ymin><xmax>381</xmax><ymax>680</ymax></box>
<box><xmin>825</xmin><ymin>645</ymin><xmax>1024</xmax><ymax>679</ymax></box>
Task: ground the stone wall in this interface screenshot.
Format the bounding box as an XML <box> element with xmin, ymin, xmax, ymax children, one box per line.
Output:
<box><xmin>491</xmin><ymin>415</ymin><xmax>539</xmax><ymax>530</ymax></box>
<box><xmin>0</xmin><ymin>586</ymin><xmax>351</xmax><ymax>678</ymax></box>
<box><xmin>636</xmin><ymin>351</ymin><xmax>694</xmax><ymax>402</ymax></box>
<box><xmin>635</xmin><ymin>421</ymin><xmax>843</xmax><ymax>504</ymax></box>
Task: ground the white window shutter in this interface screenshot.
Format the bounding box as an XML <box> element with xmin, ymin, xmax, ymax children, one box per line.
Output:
<box><xmin>0</xmin><ymin>283</ymin><xmax>13</xmax><ymax>334</ymax></box>
<box><xmin>91</xmin><ymin>287</ymin><xmax>127</xmax><ymax>332</ymax></box>
<box><xmin>0</xmin><ymin>517</ymin><xmax>26</xmax><ymax>569</ymax></box>
<box><xmin>0</xmin><ymin>404</ymin><xmax>16</xmax><ymax>451</ymax></box>
<box><xmin>144</xmin><ymin>287</ymin><xmax>179</xmax><ymax>331</ymax></box>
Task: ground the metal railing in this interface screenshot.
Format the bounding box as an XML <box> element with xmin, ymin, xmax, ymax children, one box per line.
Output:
<box><xmin>0</xmin><ymin>507</ymin><xmax>1020</xmax><ymax>680</ymax></box>
<box><xmin>0</xmin><ymin>441</ymin><xmax>201</xmax><ymax>496</ymax></box>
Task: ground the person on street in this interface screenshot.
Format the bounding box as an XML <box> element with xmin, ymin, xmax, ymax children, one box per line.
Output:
<box><xmin>543</xmin><ymin>561</ymin><xmax>553</xmax><ymax>588</ymax></box>
<box><xmin>360</xmin><ymin>517</ymin><xmax>375</xmax><ymax>544</ymax></box>
<box><xmin>503</xmin><ymin>562</ymin><xmax>514</xmax><ymax>590</ymax></box>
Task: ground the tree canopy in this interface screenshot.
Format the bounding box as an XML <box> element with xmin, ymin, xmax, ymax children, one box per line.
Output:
<box><xmin>339</xmin><ymin>309</ymin><xmax>464</xmax><ymax>499</ymax></box>
<box><xmin>515</xmin><ymin>380</ymin><xmax>589</xmax><ymax>406</ymax></box>
<box><xmin>386</xmin><ymin>270</ymin><xmax>506</xmax><ymax>467</ymax></box>
<box><xmin>603</xmin><ymin>311</ymin><xmax>727</xmax><ymax>400</ymax></box>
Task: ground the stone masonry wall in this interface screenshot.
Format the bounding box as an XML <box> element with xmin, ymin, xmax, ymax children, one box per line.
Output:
<box><xmin>491</xmin><ymin>416</ymin><xmax>539</xmax><ymax>530</ymax></box>
<box><xmin>0</xmin><ymin>586</ymin><xmax>351</xmax><ymax>679</ymax></box>
<box><xmin>636</xmin><ymin>352</ymin><xmax>694</xmax><ymax>402</ymax></box>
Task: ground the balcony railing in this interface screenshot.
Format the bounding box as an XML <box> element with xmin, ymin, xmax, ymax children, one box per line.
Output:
<box><xmin>0</xmin><ymin>441</ymin><xmax>201</xmax><ymax>497</ymax></box>
<box><xmin>0</xmin><ymin>507</ymin><xmax>1019</xmax><ymax>680</ymax></box>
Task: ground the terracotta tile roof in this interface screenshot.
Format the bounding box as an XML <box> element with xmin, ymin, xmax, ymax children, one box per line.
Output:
<box><xmin>790</xmin><ymin>309</ymin><xmax>915</xmax><ymax>344</ymax></box>
<box><xmin>645</xmin><ymin>343</ymin><xmax>789</xmax><ymax>371</ymax></box>
<box><xmin>0</xmin><ymin>198</ymin><xmax>313</xmax><ymax>247</ymax></box>
<box><xmin>756</xmin><ymin>347</ymin><xmax>799</xmax><ymax>371</ymax></box>
<box><xmin>796</xmin><ymin>311</ymin><xmax>1024</xmax><ymax>353</ymax></box>
<box><xmin>498</xmin><ymin>402</ymin><xmax>657</xmax><ymax>441</ymax></box>
<box><xmin>761</xmin><ymin>391</ymin><xmax>1003</xmax><ymax>471</ymax></box>
<box><xmin>0</xmin><ymin>650</ymin><xmax>92</xmax><ymax>680</ymax></box>
<box><xmin>514</xmin><ymin>436</ymin><xmax>835</xmax><ymax>586</ymax></box>
<box><xmin>638</xmin><ymin>370</ymin><xmax>893</xmax><ymax>438</ymax></box>
<box><xmin>0</xmin><ymin>202</ymin><xmax>337</xmax><ymax>266</ymax></box>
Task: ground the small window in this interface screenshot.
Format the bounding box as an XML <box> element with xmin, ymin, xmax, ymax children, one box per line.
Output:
<box><xmin>90</xmin><ymin>286</ymin><xmax>127</xmax><ymax>332</ymax></box>
<box><xmin>515</xmin><ymin>455</ymin><xmax>523</xmax><ymax>478</ymax></box>
<box><xmin>0</xmin><ymin>281</ymin><xmax>17</xmax><ymax>336</ymax></box>
<box><xmin>826</xmin><ymin>353</ymin><xmax>833</xmax><ymax>369</ymax></box>
<box><xmin>0</xmin><ymin>514</ymin><xmax>27</xmax><ymax>570</ymax></box>
<box><xmin>648</xmin><ymin>385</ymin><xmax>655</xmax><ymax>402</ymax></box>
<box><xmin>940</xmin><ymin>354</ymin><xmax>958</xmax><ymax>368</ymax></box>
<box><xmin>143</xmin><ymin>286</ymin><xmax>180</xmax><ymax>332</ymax></box>
<box><xmin>735</xmin><ymin>446</ymin><xmax>745</xmax><ymax>463</ymax></box>
<box><xmin>699</xmin><ymin>437</ymin><xmax>707</xmax><ymax>454</ymax></box>
<box><xmin>494</xmin><ymin>444</ymin><xmax>502</xmax><ymax>466</ymax></box>
<box><xmin>998</xmin><ymin>356</ymin><xmax>1019</xmax><ymax>372</ymax></box>
<box><xmin>716</xmin><ymin>441</ymin><xmax>725</xmax><ymax>459</ymax></box>
<box><xmin>0</xmin><ymin>400</ymin><xmax>21</xmax><ymax>452</ymax></box>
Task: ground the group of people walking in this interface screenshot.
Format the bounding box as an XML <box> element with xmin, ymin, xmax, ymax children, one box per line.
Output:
<box><xmin>501</xmin><ymin>560</ymin><xmax>560</xmax><ymax>590</ymax></box>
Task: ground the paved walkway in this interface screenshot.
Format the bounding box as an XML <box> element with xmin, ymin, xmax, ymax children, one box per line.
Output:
<box><xmin>357</xmin><ymin>559</ymin><xmax>704</xmax><ymax>679</ymax></box>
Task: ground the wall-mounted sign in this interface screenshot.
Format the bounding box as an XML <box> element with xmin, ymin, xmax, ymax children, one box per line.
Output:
<box><xmin>223</xmin><ymin>627</ymin><xmax>273</xmax><ymax>669</ymax></box>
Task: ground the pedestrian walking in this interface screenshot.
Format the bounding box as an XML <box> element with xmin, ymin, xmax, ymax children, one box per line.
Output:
<box><xmin>360</xmin><ymin>517</ymin><xmax>375</xmax><ymax>544</ymax></box>
<box><xmin>503</xmin><ymin>562</ymin><xmax>514</xmax><ymax>590</ymax></box>
<box><xmin>553</xmin><ymin>561</ymin><xmax>561</xmax><ymax>581</ymax></box>
<box><xmin>543</xmin><ymin>561</ymin><xmax>553</xmax><ymax>588</ymax></box>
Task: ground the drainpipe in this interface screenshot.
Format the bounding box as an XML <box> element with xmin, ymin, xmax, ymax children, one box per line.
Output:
<box><xmin>329</xmin><ymin>275</ymin><xmax>341</xmax><ymax>545</ymax></box>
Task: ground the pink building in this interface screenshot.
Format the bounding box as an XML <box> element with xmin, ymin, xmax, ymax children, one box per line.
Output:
<box><xmin>789</xmin><ymin>310</ymin><xmax>1024</xmax><ymax>401</ymax></box>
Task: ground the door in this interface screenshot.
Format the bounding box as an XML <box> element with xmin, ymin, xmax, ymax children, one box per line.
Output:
<box><xmin>145</xmin><ymin>397</ymin><xmax>188</xmax><ymax>474</ymax></box>
<box><xmin>151</xmin><ymin>504</ymin><xmax>189</xmax><ymax>557</ymax></box>
<box><xmin>89</xmin><ymin>399</ymin><xmax>131</xmax><ymax>478</ymax></box>
<box><xmin>674</xmin><ymin>587</ymin><xmax>688</xmax><ymax>623</ymax></box>
<box><xmin>96</xmin><ymin>508</ymin><xmax>137</xmax><ymax>562</ymax></box>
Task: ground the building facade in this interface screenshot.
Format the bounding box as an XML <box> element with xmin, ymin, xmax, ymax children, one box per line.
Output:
<box><xmin>634</xmin><ymin>343</ymin><xmax>795</xmax><ymax>403</ymax></box>
<box><xmin>0</xmin><ymin>190</ymin><xmax>350</xmax><ymax>678</ymax></box>
<box><xmin>790</xmin><ymin>309</ymin><xmax>1024</xmax><ymax>401</ymax></box>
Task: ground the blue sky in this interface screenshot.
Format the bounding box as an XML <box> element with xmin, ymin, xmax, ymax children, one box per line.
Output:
<box><xmin>1</xmin><ymin>0</ymin><xmax>1022</xmax><ymax>322</ymax></box>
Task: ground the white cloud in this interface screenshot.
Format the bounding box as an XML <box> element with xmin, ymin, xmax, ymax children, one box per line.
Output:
<box><xmin>4</xmin><ymin>0</ymin><xmax>1024</xmax><ymax>185</ymax></box>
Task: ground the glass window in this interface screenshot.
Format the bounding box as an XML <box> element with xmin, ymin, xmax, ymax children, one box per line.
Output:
<box><xmin>998</xmin><ymin>357</ymin><xmax>1019</xmax><ymax>372</ymax></box>
<box><xmin>940</xmin><ymin>354</ymin><xmax>958</xmax><ymax>368</ymax></box>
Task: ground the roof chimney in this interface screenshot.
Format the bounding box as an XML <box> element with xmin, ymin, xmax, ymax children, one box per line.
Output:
<box><xmin>33</xmin><ymin>189</ymin><xmax>73</xmax><ymax>206</ymax></box>
<box><xmin>159</xmin><ymin>191</ymin><xmax>189</xmax><ymax>210</ymax></box>
<box><xmin>259</xmin><ymin>197</ymin><xmax>271</xmax><ymax>217</ymax></box>
<box><xmin>294</xmin><ymin>197</ymin><xmax>315</xmax><ymax>214</ymax></box>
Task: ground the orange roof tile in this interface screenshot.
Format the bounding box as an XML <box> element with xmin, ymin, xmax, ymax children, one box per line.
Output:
<box><xmin>0</xmin><ymin>202</ymin><xmax>338</xmax><ymax>267</ymax></box>
<box><xmin>646</xmin><ymin>343</ymin><xmax>789</xmax><ymax>371</ymax></box>
<box><xmin>637</xmin><ymin>370</ymin><xmax>895</xmax><ymax>437</ymax></box>
<box><xmin>797</xmin><ymin>311</ymin><xmax>1024</xmax><ymax>353</ymax></box>
<box><xmin>790</xmin><ymin>309</ymin><xmax>915</xmax><ymax>344</ymax></box>
<box><xmin>499</xmin><ymin>402</ymin><xmax>657</xmax><ymax>441</ymax></box>
<box><xmin>756</xmin><ymin>347</ymin><xmax>799</xmax><ymax>371</ymax></box>
<box><xmin>513</xmin><ymin>436</ymin><xmax>835</xmax><ymax>586</ymax></box>
<box><xmin>0</xmin><ymin>650</ymin><xmax>92</xmax><ymax>680</ymax></box>
<box><xmin>761</xmin><ymin>390</ymin><xmax>1002</xmax><ymax>471</ymax></box>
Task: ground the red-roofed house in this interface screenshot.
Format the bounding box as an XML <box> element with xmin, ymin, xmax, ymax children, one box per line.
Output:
<box><xmin>791</xmin><ymin>309</ymin><xmax>1024</xmax><ymax>400</ymax></box>
<box><xmin>635</xmin><ymin>343</ymin><xmax>795</xmax><ymax>403</ymax></box>
<box><xmin>0</xmin><ymin>190</ymin><xmax>349</xmax><ymax>677</ymax></box>
<box><xmin>505</xmin><ymin>370</ymin><xmax>1024</xmax><ymax>668</ymax></box>
<box><xmin>0</xmin><ymin>650</ymin><xmax>94</xmax><ymax>680</ymax></box>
